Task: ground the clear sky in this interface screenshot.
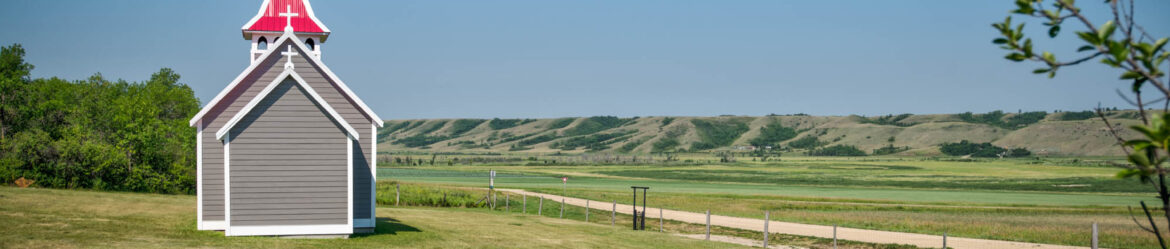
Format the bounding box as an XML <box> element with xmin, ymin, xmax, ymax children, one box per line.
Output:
<box><xmin>1</xmin><ymin>1</ymin><xmax>1167</xmax><ymax>119</ymax></box>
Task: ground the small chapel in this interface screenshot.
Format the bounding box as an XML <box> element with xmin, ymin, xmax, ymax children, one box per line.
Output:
<box><xmin>188</xmin><ymin>0</ymin><xmax>382</xmax><ymax>236</ymax></box>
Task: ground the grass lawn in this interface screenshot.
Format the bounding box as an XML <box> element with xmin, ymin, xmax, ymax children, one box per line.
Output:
<box><xmin>0</xmin><ymin>186</ymin><xmax>748</xmax><ymax>249</ymax></box>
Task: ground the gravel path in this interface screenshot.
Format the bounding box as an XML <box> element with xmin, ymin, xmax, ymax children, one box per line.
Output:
<box><xmin>499</xmin><ymin>189</ymin><xmax>1089</xmax><ymax>249</ymax></box>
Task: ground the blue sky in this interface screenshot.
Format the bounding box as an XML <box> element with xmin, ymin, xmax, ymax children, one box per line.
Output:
<box><xmin>1</xmin><ymin>0</ymin><xmax>1167</xmax><ymax>119</ymax></box>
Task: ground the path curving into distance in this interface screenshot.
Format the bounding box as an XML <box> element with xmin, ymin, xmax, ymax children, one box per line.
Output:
<box><xmin>498</xmin><ymin>189</ymin><xmax>1090</xmax><ymax>249</ymax></box>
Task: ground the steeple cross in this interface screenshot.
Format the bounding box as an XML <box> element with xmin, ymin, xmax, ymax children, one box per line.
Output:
<box><xmin>281</xmin><ymin>45</ymin><xmax>298</xmax><ymax>69</ymax></box>
<box><xmin>278</xmin><ymin>4</ymin><xmax>299</xmax><ymax>32</ymax></box>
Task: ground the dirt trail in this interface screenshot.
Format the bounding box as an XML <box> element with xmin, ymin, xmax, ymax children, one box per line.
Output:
<box><xmin>499</xmin><ymin>189</ymin><xmax>1089</xmax><ymax>249</ymax></box>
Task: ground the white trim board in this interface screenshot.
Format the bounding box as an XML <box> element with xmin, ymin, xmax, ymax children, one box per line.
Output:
<box><xmin>228</xmin><ymin>224</ymin><xmax>351</xmax><ymax>237</ymax></box>
<box><xmin>189</xmin><ymin>31</ymin><xmax>382</xmax><ymax>128</ymax></box>
<box><xmin>223</xmin><ymin>133</ymin><xmax>232</xmax><ymax>234</ymax></box>
<box><xmin>214</xmin><ymin>69</ymin><xmax>360</xmax><ymax>141</ymax></box>
<box><xmin>201</xmin><ymin>220</ymin><xmax>226</xmax><ymax>231</ymax></box>
<box><xmin>369</xmin><ymin>122</ymin><xmax>377</xmax><ymax>223</ymax></box>
<box><xmin>347</xmin><ymin>134</ymin><xmax>354</xmax><ymax>232</ymax></box>
<box><xmin>196</xmin><ymin>122</ymin><xmax>204</xmax><ymax>230</ymax></box>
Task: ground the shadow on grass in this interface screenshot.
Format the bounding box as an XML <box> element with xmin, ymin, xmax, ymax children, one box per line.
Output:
<box><xmin>350</xmin><ymin>217</ymin><xmax>422</xmax><ymax>238</ymax></box>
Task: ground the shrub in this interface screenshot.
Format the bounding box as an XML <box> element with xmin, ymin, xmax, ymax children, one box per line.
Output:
<box><xmin>690</xmin><ymin>119</ymin><xmax>750</xmax><ymax>150</ymax></box>
<box><xmin>652</xmin><ymin>138</ymin><xmax>681</xmax><ymax>152</ymax></box>
<box><xmin>938</xmin><ymin>140</ymin><xmax>1030</xmax><ymax>157</ymax></box>
<box><xmin>418</xmin><ymin>120</ymin><xmax>448</xmax><ymax>134</ymax></box>
<box><xmin>1060</xmin><ymin>111</ymin><xmax>1097</xmax><ymax>121</ymax></box>
<box><xmin>749</xmin><ymin>122</ymin><xmax>798</xmax><ymax>147</ymax></box>
<box><xmin>872</xmin><ymin>145</ymin><xmax>911</xmax><ymax>155</ymax></box>
<box><xmin>0</xmin><ymin>45</ymin><xmax>199</xmax><ymax>194</ymax></box>
<box><xmin>788</xmin><ymin>136</ymin><xmax>825</xmax><ymax>149</ymax></box>
<box><xmin>449</xmin><ymin>119</ymin><xmax>486</xmax><ymax>136</ymax></box>
<box><xmin>547</xmin><ymin>118</ymin><xmax>576</xmax><ymax>130</ymax></box>
<box><xmin>661</xmin><ymin>117</ymin><xmax>675</xmax><ymax>127</ymax></box>
<box><xmin>488</xmin><ymin>118</ymin><xmax>534</xmax><ymax>130</ymax></box>
<box><xmin>809</xmin><ymin>145</ymin><xmax>867</xmax><ymax>156</ymax></box>
<box><xmin>551</xmin><ymin>130</ymin><xmax>636</xmax><ymax>151</ymax></box>
<box><xmin>394</xmin><ymin>135</ymin><xmax>452</xmax><ymax>148</ymax></box>
<box><xmin>859</xmin><ymin>114</ymin><xmax>916</xmax><ymax>127</ymax></box>
<box><xmin>518</xmin><ymin>134</ymin><xmax>558</xmax><ymax>146</ymax></box>
<box><xmin>562</xmin><ymin>116</ymin><xmax>635</xmax><ymax>136</ymax></box>
<box><xmin>617</xmin><ymin>138</ymin><xmax>648</xmax><ymax>153</ymax></box>
<box><xmin>1005</xmin><ymin>111</ymin><xmax>1048</xmax><ymax>127</ymax></box>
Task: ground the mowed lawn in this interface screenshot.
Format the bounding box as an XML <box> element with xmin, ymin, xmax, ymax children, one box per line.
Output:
<box><xmin>0</xmin><ymin>187</ymin><xmax>746</xmax><ymax>249</ymax></box>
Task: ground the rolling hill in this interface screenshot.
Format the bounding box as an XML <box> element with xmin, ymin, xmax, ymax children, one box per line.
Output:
<box><xmin>376</xmin><ymin>110</ymin><xmax>1144</xmax><ymax>156</ymax></box>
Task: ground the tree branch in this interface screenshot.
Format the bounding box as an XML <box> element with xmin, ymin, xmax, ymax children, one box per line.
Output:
<box><xmin>1132</xmin><ymin>206</ymin><xmax>1159</xmax><ymax>233</ymax></box>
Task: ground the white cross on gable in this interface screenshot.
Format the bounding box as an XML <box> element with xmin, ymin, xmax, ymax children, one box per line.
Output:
<box><xmin>281</xmin><ymin>45</ymin><xmax>298</xmax><ymax>69</ymax></box>
<box><xmin>278</xmin><ymin>4</ymin><xmax>299</xmax><ymax>32</ymax></box>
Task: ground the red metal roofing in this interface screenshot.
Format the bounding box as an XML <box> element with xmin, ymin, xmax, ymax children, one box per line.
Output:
<box><xmin>243</xmin><ymin>0</ymin><xmax>327</xmax><ymax>33</ymax></box>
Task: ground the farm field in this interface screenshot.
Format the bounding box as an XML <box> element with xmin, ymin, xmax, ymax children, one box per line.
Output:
<box><xmin>0</xmin><ymin>187</ymin><xmax>744</xmax><ymax>249</ymax></box>
<box><xmin>377</xmin><ymin>156</ymin><xmax>1165</xmax><ymax>248</ymax></box>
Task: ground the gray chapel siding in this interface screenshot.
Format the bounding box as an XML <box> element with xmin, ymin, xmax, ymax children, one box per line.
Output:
<box><xmin>200</xmin><ymin>39</ymin><xmax>376</xmax><ymax>223</ymax></box>
<box><xmin>227</xmin><ymin>78</ymin><xmax>350</xmax><ymax>226</ymax></box>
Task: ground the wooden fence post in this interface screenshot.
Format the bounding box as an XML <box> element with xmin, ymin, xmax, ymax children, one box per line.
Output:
<box><xmin>538</xmin><ymin>196</ymin><xmax>544</xmax><ymax>216</ymax></box>
<box><xmin>943</xmin><ymin>231</ymin><xmax>947</xmax><ymax>249</ymax></box>
<box><xmin>395</xmin><ymin>183</ymin><xmax>400</xmax><ymax>206</ymax></box>
<box><xmin>611</xmin><ymin>200</ymin><xmax>616</xmax><ymax>225</ymax></box>
<box><xmin>559</xmin><ymin>198</ymin><xmax>564</xmax><ymax>218</ymax></box>
<box><xmin>705</xmin><ymin>210</ymin><xmax>710</xmax><ymax>241</ymax></box>
<box><xmin>764</xmin><ymin>210</ymin><xmax>769</xmax><ymax>248</ymax></box>
<box><xmin>833</xmin><ymin>224</ymin><xmax>838</xmax><ymax>249</ymax></box>
<box><xmin>659</xmin><ymin>208</ymin><xmax>663</xmax><ymax>232</ymax></box>
<box><xmin>585</xmin><ymin>200</ymin><xmax>590</xmax><ymax>221</ymax></box>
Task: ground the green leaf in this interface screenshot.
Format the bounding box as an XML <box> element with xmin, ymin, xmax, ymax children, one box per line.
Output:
<box><xmin>1041</xmin><ymin>52</ymin><xmax>1055</xmax><ymax>63</ymax></box>
<box><xmin>1032</xmin><ymin>68</ymin><xmax>1051</xmax><ymax>74</ymax></box>
<box><xmin>1133</xmin><ymin>78</ymin><xmax>1148</xmax><ymax>92</ymax></box>
<box><xmin>1117</xmin><ymin>168</ymin><xmax>1143</xmax><ymax>179</ymax></box>
<box><xmin>1024</xmin><ymin>39</ymin><xmax>1034</xmax><ymax>57</ymax></box>
<box><xmin>1154</xmin><ymin>38</ymin><xmax>1168</xmax><ymax>52</ymax></box>
<box><xmin>1128</xmin><ymin>153</ymin><xmax>1152</xmax><ymax>166</ymax></box>
<box><xmin>1077</xmin><ymin>45</ymin><xmax>1096</xmax><ymax>52</ymax></box>
<box><xmin>1014</xmin><ymin>0</ymin><xmax>1035</xmax><ymax>14</ymax></box>
<box><xmin>1098</xmin><ymin>20</ymin><xmax>1116</xmax><ymax>41</ymax></box>
<box><xmin>1121</xmin><ymin>71</ymin><xmax>1144</xmax><ymax>80</ymax></box>
<box><xmin>993</xmin><ymin>38</ymin><xmax>1009</xmax><ymax>45</ymax></box>
<box><xmin>1076</xmin><ymin>31</ymin><xmax>1100</xmax><ymax>45</ymax></box>
<box><xmin>1006</xmin><ymin>53</ymin><xmax>1028</xmax><ymax>62</ymax></box>
<box><xmin>1136</xmin><ymin>42</ymin><xmax>1155</xmax><ymax>56</ymax></box>
<box><xmin>1102</xmin><ymin>58</ymin><xmax>1119</xmax><ymax>67</ymax></box>
<box><xmin>1048</xmin><ymin>25</ymin><xmax>1061</xmax><ymax>38</ymax></box>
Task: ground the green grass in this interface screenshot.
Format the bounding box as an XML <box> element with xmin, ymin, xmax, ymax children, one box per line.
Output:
<box><xmin>377</xmin><ymin>160</ymin><xmax>1165</xmax><ymax>248</ymax></box>
<box><xmin>388</xmin><ymin>182</ymin><xmax>921</xmax><ymax>249</ymax></box>
<box><xmin>0</xmin><ymin>186</ymin><xmax>753</xmax><ymax>249</ymax></box>
<box><xmin>379</xmin><ymin>166</ymin><xmax>1150</xmax><ymax>206</ymax></box>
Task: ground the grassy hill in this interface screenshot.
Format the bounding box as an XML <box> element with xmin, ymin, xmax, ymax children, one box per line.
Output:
<box><xmin>377</xmin><ymin>110</ymin><xmax>1144</xmax><ymax>156</ymax></box>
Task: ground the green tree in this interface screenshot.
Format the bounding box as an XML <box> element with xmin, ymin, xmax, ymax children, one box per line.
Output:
<box><xmin>0</xmin><ymin>44</ymin><xmax>198</xmax><ymax>194</ymax></box>
<box><xmin>991</xmin><ymin>1</ymin><xmax>1168</xmax><ymax>245</ymax></box>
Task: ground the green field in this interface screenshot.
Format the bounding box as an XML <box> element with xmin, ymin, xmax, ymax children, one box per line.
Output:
<box><xmin>378</xmin><ymin>156</ymin><xmax>1164</xmax><ymax>248</ymax></box>
<box><xmin>0</xmin><ymin>187</ymin><xmax>755</xmax><ymax>249</ymax></box>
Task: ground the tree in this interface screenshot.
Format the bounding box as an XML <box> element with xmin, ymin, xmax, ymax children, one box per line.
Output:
<box><xmin>991</xmin><ymin>0</ymin><xmax>1169</xmax><ymax>246</ymax></box>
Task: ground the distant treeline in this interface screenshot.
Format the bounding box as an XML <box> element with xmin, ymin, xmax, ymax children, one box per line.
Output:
<box><xmin>0</xmin><ymin>44</ymin><xmax>198</xmax><ymax>194</ymax></box>
<box><xmin>939</xmin><ymin>140</ymin><xmax>1031</xmax><ymax>158</ymax></box>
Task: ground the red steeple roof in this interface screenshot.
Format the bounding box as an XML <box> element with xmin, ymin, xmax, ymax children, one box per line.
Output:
<box><xmin>241</xmin><ymin>0</ymin><xmax>330</xmax><ymax>39</ymax></box>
